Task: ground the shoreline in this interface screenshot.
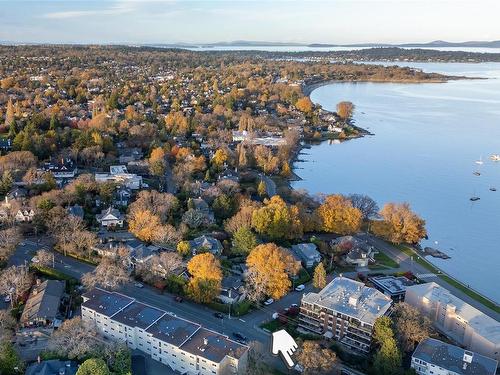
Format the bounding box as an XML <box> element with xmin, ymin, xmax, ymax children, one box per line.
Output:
<box><xmin>288</xmin><ymin>79</ymin><xmax>500</xmax><ymax>311</ymax></box>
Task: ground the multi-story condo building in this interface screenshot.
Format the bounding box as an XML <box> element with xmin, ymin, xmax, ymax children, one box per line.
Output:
<box><xmin>81</xmin><ymin>288</ymin><xmax>248</xmax><ymax>375</ymax></box>
<box><xmin>411</xmin><ymin>338</ymin><xmax>498</xmax><ymax>375</ymax></box>
<box><xmin>405</xmin><ymin>282</ymin><xmax>500</xmax><ymax>361</ymax></box>
<box><xmin>298</xmin><ymin>277</ymin><xmax>392</xmax><ymax>354</ymax></box>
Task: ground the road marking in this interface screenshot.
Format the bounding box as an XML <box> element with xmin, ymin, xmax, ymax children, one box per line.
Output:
<box><xmin>239</xmin><ymin>318</ymin><xmax>245</xmax><ymax>322</ymax></box>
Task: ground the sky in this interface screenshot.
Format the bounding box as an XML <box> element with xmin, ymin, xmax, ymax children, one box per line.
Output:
<box><xmin>1</xmin><ymin>0</ymin><xmax>499</xmax><ymax>45</ymax></box>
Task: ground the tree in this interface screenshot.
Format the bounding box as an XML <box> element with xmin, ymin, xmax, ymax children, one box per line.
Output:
<box><xmin>336</xmin><ymin>101</ymin><xmax>354</xmax><ymax>120</ymax></box>
<box><xmin>34</xmin><ymin>249</ymin><xmax>53</xmax><ymax>268</ymax></box>
<box><xmin>0</xmin><ymin>265</ymin><xmax>33</xmax><ymax>304</ymax></box>
<box><xmin>392</xmin><ymin>302</ymin><xmax>431</xmax><ymax>353</ymax></box>
<box><xmin>152</xmin><ymin>224</ymin><xmax>182</xmax><ymax>248</ymax></box>
<box><xmin>177</xmin><ymin>241</ymin><xmax>191</xmax><ymax>257</ymax></box>
<box><xmin>257</xmin><ymin>180</ymin><xmax>267</xmax><ymax>197</ymax></box>
<box><xmin>316</xmin><ymin>194</ymin><xmax>362</xmax><ymax>235</ymax></box>
<box><xmin>0</xmin><ymin>170</ymin><xmax>13</xmax><ymax>196</ymax></box>
<box><xmin>212</xmin><ymin>193</ymin><xmax>237</xmax><ymax>220</ymax></box>
<box><xmin>347</xmin><ymin>193</ymin><xmax>379</xmax><ymax>220</ymax></box>
<box><xmin>0</xmin><ymin>310</ymin><xmax>16</xmax><ymax>341</ymax></box>
<box><xmin>129</xmin><ymin>190</ymin><xmax>178</xmax><ymax>223</ymax></box>
<box><xmin>251</xmin><ymin>196</ymin><xmax>303</xmax><ymax>240</ymax></box>
<box><xmin>295</xmin><ymin>340</ymin><xmax>336</xmax><ymax>375</ymax></box>
<box><xmin>128</xmin><ymin>210</ymin><xmax>162</xmax><ymax>242</ymax></box>
<box><xmin>372</xmin><ymin>202</ymin><xmax>426</xmax><ymax>244</ymax></box>
<box><xmin>212</xmin><ymin>148</ymin><xmax>228</xmax><ymax>169</ymax></box>
<box><xmin>0</xmin><ymin>342</ymin><xmax>24</xmax><ymax>375</ymax></box>
<box><xmin>232</xmin><ymin>227</ymin><xmax>258</xmax><ymax>255</ymax></box>
<box><xmin>246</xmin><ymin>243</ymin><xmax>300</xmax><ymax>301</ymax></box>
<box><xmin>149</xmin><ymin>147</ymin><xmax>167</xmax><ymax>176</ymax></box>
<box><xmin>224</xmin><ymin>202</ymin><xmax>260</xmax><ymax>234</ymax></box>
<box><xmin>82</xmin><ymin>258</ymin><xmax>129</xmax><ymax>290</ymax></box>
<box><xmin>186</xmin><ymin>253</ymin><xmax>222</xmax><ymax>303</ymax></box>
<box><xmin>104</xmin><ymin>342</ymin><xmax>131</xmax><ymax>375</ymax></box>
<box><xmin>312</xmin><ymin>263</ymin><xmax>326</xmax><ymax>289</ymax></box>
<box><xmin>76</xmin><ymin>358</ymin><xmax>110</xmax><ymax>375</ymax></box>
<box><xmin>372</xmin><ymin>317</ymin><xmax>402</xmax><ymax>375</ymax></box>
<box><xmin>0</xmin><ymin>228</ymin><xmax>21</xmax><ymax>263</ymax></box>
<box><xmin>295</xmin><ymin>97</ymin><xmax>314</xmax><ymax>113</ymax></box>
<box><xmin>48</xmin><ymin>317</ymin><xmax>101</xmax><ymax>360</ymax></box>
<box><xmin>151</xmin><ymin>252</ymin><xmax>183</xmax><ymax>278</ymax></box>
<box><xmin>4</xmin><ymin>99</ymin><xmax>14</xmax><ymax>127</ymax></box>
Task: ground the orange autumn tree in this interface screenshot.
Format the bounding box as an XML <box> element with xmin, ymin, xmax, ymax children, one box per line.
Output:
<box><xmin>372</xmin><ymin>202</ymin><xmax>426</xmax><ymax>244</ymax></box>
<box><xmin>295</xmin><ymin>97</ymin><xmax>314</xmax><ymax>114</ymax></box>
<box><xmin>149</xmin><ymin>147</ymin><xmax>166</xmax><ymax>176</ymax></box>
<box><xmin>246</xmin><ymin>243</ymin><xmax>300</xmax><ymax>301</ymax></box>
<box><xmin>316</xmin><ymin>194</ymin><xmax>362</xmax><ymax>235</ymax></box>
<box><xmin>186</xmin><ymin>253</ymin><xmax>222</xmax><ymax>303</ymax></box>
<box><xmin>128</xmin><ymin>210</ymin><xmax>162</xmax><ymax>242</ymax></box>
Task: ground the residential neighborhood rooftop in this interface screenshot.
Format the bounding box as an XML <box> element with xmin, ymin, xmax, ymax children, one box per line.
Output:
<box><xmin>413</xmin><ymin>338</ymin><xmax>498</xmax><ymax>375</ymax></box>
<box><xmin>146</xmin><ymin>313</ymin><xmax>201</xmax><ymax>347</ymax></box>
<box><xmin>112</xmin><ymin>301</ymin><xmax>165</xmax><ymax>330</ymax></box>
<box><xmin>369</xmin><ymin>275</ymin><xmax>415</xmax><ymax>294</ymax></box>
<box><xmin>20</xmin><ymin>279</ymin><xmax>65</xmax><ymax>325</ymax></box>
<box><xmin>82</xmin><ymin>288</ymin><xmax>133</xmax><ymax>317</ymax></box>
<box><xmin>302</xmin><ymin>276</ymin><xmax>392</xmax><ymax>325</ymax></box>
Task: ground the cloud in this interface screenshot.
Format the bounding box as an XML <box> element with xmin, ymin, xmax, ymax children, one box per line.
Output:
<box><xmin>42</xmin><ymin>2</ymin><xmax>135</xmax><ymax>19</ymax></box>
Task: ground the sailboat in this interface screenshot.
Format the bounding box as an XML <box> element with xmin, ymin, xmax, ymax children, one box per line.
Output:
<box><xmin>475</xmin><ymin>156</ymin><xmax>484</xmax><ymax>165</ymax></box>
<box><xmin>490</xmin><ymin>154</ymin><xmax>500</xmax><ymax>161</ymax></box>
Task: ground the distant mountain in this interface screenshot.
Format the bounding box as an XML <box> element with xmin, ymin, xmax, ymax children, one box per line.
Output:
<box><xmin>309</xmin><ymin>40</ymin><xmax>500</xmax><ymax>48</ymax></box>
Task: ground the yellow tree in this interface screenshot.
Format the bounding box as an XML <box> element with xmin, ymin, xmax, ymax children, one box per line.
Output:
<box><xmin>295</xmin><ymin>341</ymin><xmax>336</xmax><ymax>375</ymax></box>
<box><xmin>149</xmin><ymin>147</ymin><xmax>166</xmax><ymax>176</ymax></box>
<box><xmin>312</xmin><ymin>263</ymin><xmax>327</xmax><ymax>289</ymax></box>
<box><xmin>246</xmin><ymin>243</ymin><xmax>300</xmax><ymax>300</ymax></box>
<box><xmin>295</xmin><ymin>97</ymin><xmax>314</xmax><ymax>113</ymax></box>
<box><xmin>336</xmin><ymin>101</ymin><xmax>355</xmax><ymax>120</ymax></box>
<box><xmin>252</xmin><ymin>196</ymin><xmax>303</xmax><ymax>240</ymax></box>
<box><xmin>212</xmin><ymin>148</ymin><xmax>228</xmax><ymax>169</ymax></box>
<box><xmin>316</xmin><ymin>194</ymin><xmax>362</xmax><ymax>235</ymax></box>
<box><xmin>128</xmin><ymin>210</ymin><xmax>162</xmax><ymax>242</ymax></box>
<box><xmin>372</xmin><ymin>202</ymin><xmax>426</xmax><ymax>244</ymax></box>
<box><xmin>187</xmin><ymin>253</ymin><xmax>222</xmax><ymax>303</ymax></box>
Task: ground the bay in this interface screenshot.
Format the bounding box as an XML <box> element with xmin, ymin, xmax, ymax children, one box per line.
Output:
<box><xmin>292</xmin><ymin>62</ymin><xmax>500</xmax><ymax>303</ymax></box>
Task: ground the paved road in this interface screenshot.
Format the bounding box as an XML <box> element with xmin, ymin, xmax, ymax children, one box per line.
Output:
<box><xmin>259</xmin><ymin>173</ymin><xmax>277</xmax><ymax>197</ymax></box>
<box><xmin>359</xmin><ymin>233</ymin><xmax>500</xmax><ymax>321</ymax></box>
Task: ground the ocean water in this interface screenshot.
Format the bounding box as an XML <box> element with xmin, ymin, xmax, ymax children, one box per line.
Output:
<box><xmin>292</xmin><ymin>62</ymin><xmax>500</xmax><ymax>303</ymax></box>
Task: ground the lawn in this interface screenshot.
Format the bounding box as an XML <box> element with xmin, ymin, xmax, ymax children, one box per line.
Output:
<box><xmin>373</xmin><ymin>252</ymin><xmax>399</xmax><ymax>268</ymax></box>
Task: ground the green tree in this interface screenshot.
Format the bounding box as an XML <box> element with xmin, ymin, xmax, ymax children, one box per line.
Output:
<box><xmin>232</xmin><ymin>227</ymin><xmax>258</xmax><ymax>255</ymax></box>
<box><xmin>312</xmin><ymin>263</ymin><xmax>326</xmax><ymax>289</ymax></box>
<box><xmin>76</xmin><ymin>358</ymin><xmax>110</xmax><ymax>375</ymax></box>
<box><xmin>106</xmin><ymin>344</ymin><xmax>132</xmax><ymax>375</ymax></box>
<box><xmin>0</xmin><ymin>342</ymin><xmax>24</xmax><ymax>375</ymax></box>
<box><xmin>372</xmin><ymin>317</ymin><xmax>402</xmax><ymax>375</ymax></box>
<box><xmin>212</xmin><ymin>194</ymin><xmax>237</xmax><ymax>220</ymax></box>
<box><xmin>0</xmin><ymin>171</ymin><xmax>13</xmax><ymax>196</ymax></box>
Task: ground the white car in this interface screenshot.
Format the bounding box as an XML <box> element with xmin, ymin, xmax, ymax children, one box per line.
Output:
<box><xmin>4</xmin><ymin>295</ymin><xmax>11</xmax><ymax>303</ymax></box>
<box><xmin>263</xmin><ymin>298</ymin><xmax>274</xmax><ymax>306</ymax></box>
<box><xmin>134</xmin><ymin>282</ymin><xmax>144</xmax><ymax>288</ymax></box>
<box><xmin>295</xmin><ymin>284</ymin><xmax>305</xmax><ymax>292</ymax></box>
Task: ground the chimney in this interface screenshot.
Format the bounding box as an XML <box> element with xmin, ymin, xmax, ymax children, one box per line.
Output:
<box><xmin>463</xmin><ymin>351</ymin><xmax>473</xmax><ymax>369</ymax></box>
<box><xmin>203</xmin><ymin>338</ymin><xmax>208</xmax><ymax>345</ymax></box>
<box><xmin>37</xmin><ymin>355</ymin><xmax>41</xmax><ymax>364</ymax></box>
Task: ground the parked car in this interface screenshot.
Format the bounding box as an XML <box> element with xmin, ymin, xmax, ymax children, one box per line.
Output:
<box><xmin>134</xmin><ymin>282</ymin><xmax>144</xmax><ymax>288</ymax></box>
<box><xmin>174</xmin><ymin>296</ymin><xmax>183</xmax><ymax>302</ymax></box>
<box><xmin>295</xmin><ymin>284</ymin><xmax>305</xmax><ymax>291</ymax></box>
<box><xmin>232</xmin><ymin>332</ymin><xmax>247</xmax><ymax>343</ymax></box>
<box><xmin>263</xmin><ymin>298</ymin><xmax>274</xmax><ymax>306</ymax></box>
<box><xmin>213</xmin><ymin>312</ymin><xmax>224</xmax><ymax>319</ymax></box>
<box><xmin>4</xmin><ymin>295</ymin><xmax>11</xmax><ymax>303</ymax></box>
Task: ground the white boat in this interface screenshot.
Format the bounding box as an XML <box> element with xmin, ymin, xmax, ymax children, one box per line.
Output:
<box><xmin>490</xmin><ymin>154</ymin><xmax>500</xmax><ymax>161</ymax></box>
<box><xmin>475</xmin><ymin>156</ymin><xmax>484</xmax><ymax>165</ymax></box>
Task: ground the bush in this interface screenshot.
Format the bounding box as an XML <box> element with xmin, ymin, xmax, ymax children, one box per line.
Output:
<box><xmin>207</xmin><ymin>300</ymin><xmax>253</xmax><ymax>316</ymax></box>
<box><xmin>164</xmin><ymin>274</ymin><xmax>187</xmax><ymax>296</ymax></box>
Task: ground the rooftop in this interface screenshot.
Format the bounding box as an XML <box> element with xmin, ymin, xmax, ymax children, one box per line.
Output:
<box><xmin>146</xmin><ymin>313</ymin><xmax>201</xmax><ymax>347</ymax></box>
<box><xmin>82</xmin><ymin>288</ymin><xmax>133</xmax><ymax>317</ymax></box>
<box><xmin>369</xmin><ymin>275</ymin><xmax>415</xmax><ymax>294</ymax></box>
<box><xmin>181</xmin><ymin>328</ymin><xmax>248</xmax><ymax>363</ymax></box>
<box><xmin>407</xmin><ymin>282</ymin><xmax>500</xmax><ymax>343</ymax></box>
<box><xmin>302</xmin><ymin>277</ymin><xmax>392</xmax><ymax>325</ymax></box>
<box><xmin>112</xmin><ymin>302</ymin><xmax>165</xmax><ymax>330</ymax></box>
<box><xmin>291</xmin><ymin>243</ymin><xmax>320</xmax><ymax>259</ymax></box>
<box><xmin>413</xmin><ymin>338</ymin><xmax>498</xmax><ymax>375</ymax></box>
<box><xmin>21</xmin><ymin>280</ymin><xmax>65</xmax><ymax>324</ymax></box>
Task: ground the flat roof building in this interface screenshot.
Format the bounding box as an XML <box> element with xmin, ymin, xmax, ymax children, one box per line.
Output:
<box><xmin>81</xmin><ymin>288</ymin><xmax>248</xmax><ymax>374</ymax></box>
<box><xmin>369</xmin><ymin>275</ymin><xmax>415</xmax><ymax>302</ymax></box>
<box><xmin>411</xmin><ymin>338</ymin><xmax>498</xmax><ymax>375</ymax></box>
<box><xmin>406</xmin><ymin>282</ymin><xmax>500</xmax><ymax>361</ymax></box>
<box><xmin>299</xmin><ymin>277</ymin><xmax>392</xmax><ymax>354</ymax></box>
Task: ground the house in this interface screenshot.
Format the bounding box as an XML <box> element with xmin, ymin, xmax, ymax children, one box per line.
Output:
<box><xmin>190</xmin><ymin>235</ymin><xmax>223</xmax><ymax>255</ymax></box>
<box><xmin>40</xmin><ymin>158</ymin><xmax>77</xmax><ymax>180</ymax></box>
<box><xmin>299</xmin><ymin>276</ymin><xmax>392</xmax><ymax>354</ymax></box>
<box><xmin>219</xmin><ymin>276</ymin><xmax>245</xmax><ymax>305</ymax></box>
<box><xmin>67</xmin><ymin>204</ymin><xmax>84</xmax><ymax>220</ymax></box>
<box><xmin>332</xmin><ymin>236</ymin><xmax>376</xmax><ymax>267</ymax></box>
<box><xmin>16</xmin><ymin>208</ymin><xmax>35</xmax><ymax>222</ymax></box>
<box><xmin>113</xmin><ymin>186</ymin><xmax>132</xmax><ymax>207</ymax></box>
<box><xmin>406</xmin><ymin>282</ymin><xmax>500</xmax><ymax>361</ymax></box>
<box><xmin>96</xmin><ymin>207</ymin><xmax>124</xmax><ymax>228</ymax></box>
<box><xmin>25</xmin><ymin>360</ymin><xmax>78</xmax><ymax>375</ymax></box>
<box><xmin>81</xmin><ymin>288</ymin><xmax>249</xmax><ymax>374</ymax></box>
<box><xmin>291</xmin><ymin>243</ymin><xmax>321</xmax><ymax>268</ymax></box>
<box><xmin>191</xmin><ymin>198</ymin><xmax>215</xmax><ymax>223</ymax></box>
<box><xmin>95</xmin><ymin>165</ymin><xmax>143</xmax><ymax>190</ymax></box>
<box><xmin>411</xmin><ymin>338</ymin><xmax>498</xmax><ymax>375</ymax></box>
<box><xmin>118</xmin><ymin>147</ymin><xmax>143</xmax><ymax>164</ymax></box>
<box><xmin>7</xmin><ymin>187</ymin><xmax>28</xmax><ymax>200</ymax></box>
<box><xmin>20</xmin><ymin>280</ymin><xmax>65</xmax><ymax>327</ymax></box>
<box><xmin>369</xmin><ymin>275</ymin><xmax>415</xmax><ymax>302</ymax></box>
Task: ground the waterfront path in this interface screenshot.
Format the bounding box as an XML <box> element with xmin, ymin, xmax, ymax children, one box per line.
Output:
<box><xmin>358</xmin><ymin>233</ymin><xmax>500</xmax><ymax>320</ymax></box>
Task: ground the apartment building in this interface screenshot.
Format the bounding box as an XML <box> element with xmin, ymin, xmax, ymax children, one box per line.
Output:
<box><xmin>411</xmin><ymin>338</ymin><xmax>498</xmax><ymax>375</ymax></box>
<box><xmin>298</xmin><ymin>277</ymin><xmax>392</xmax><ymax>354</ymax></box>
<box><xmin>405</xmin><ymin>282</ymin><xmax>500</xmax><ymax>361</ymax></box>
<box><xmin>81</xmin><ymin>288</ymin><xmax>248</xmax><ymax>375</ymax></box>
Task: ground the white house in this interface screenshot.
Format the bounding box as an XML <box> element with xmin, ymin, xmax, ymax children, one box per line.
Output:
<box><xmin>96</xmin><ymin>207</ymin><xmax>124</xmax><ymax>228</ymax></box>
<box><xmin>95</xmin><ymin>165</ymin><xmax>143</xmax><ymax>190</ymax></box>
<box><xmin>291</xmin><ymin>243</ymin><xmax>321</xmax><ymax>268</ymax></box>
